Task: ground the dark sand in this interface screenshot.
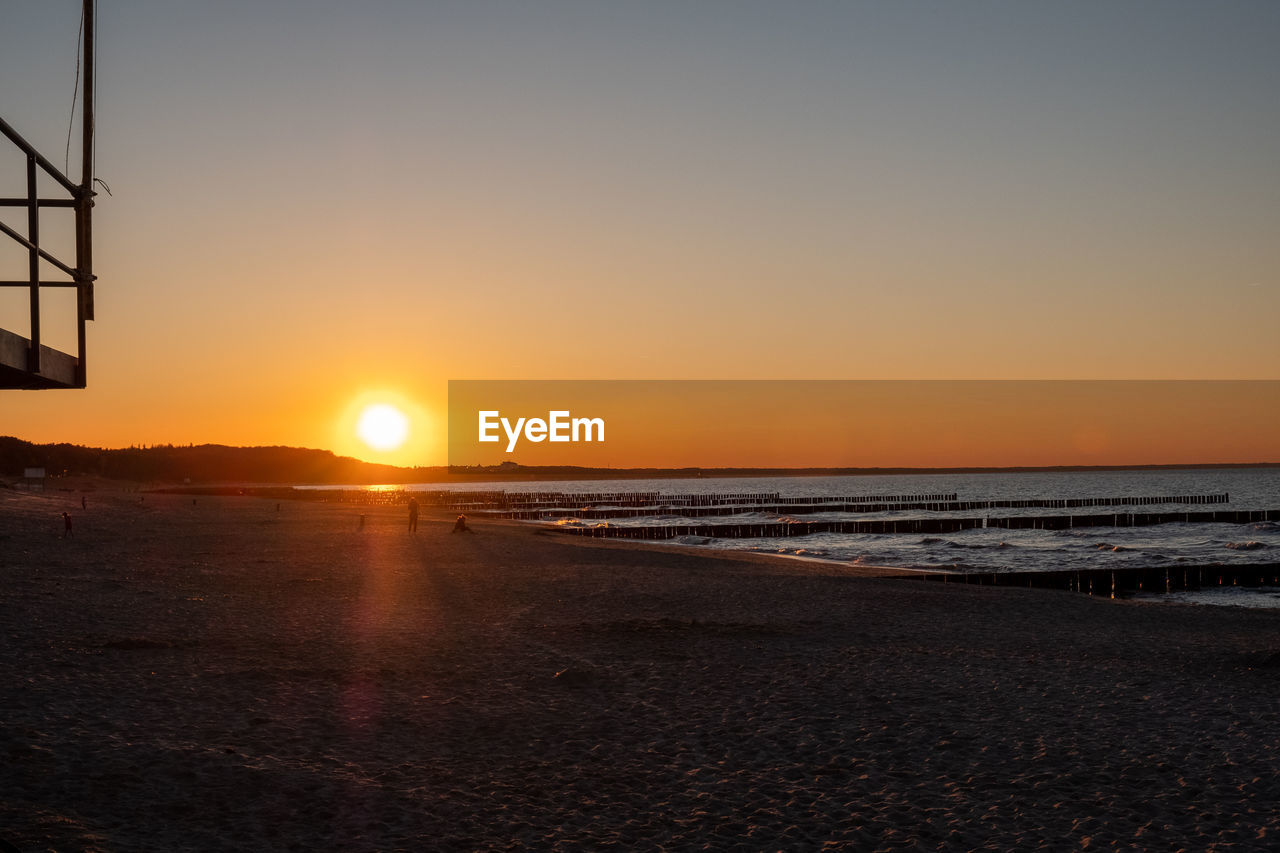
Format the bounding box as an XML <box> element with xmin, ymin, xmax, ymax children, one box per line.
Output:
<box><xmin>3</xmin><ymin>486</ymin><xmax>1280</xmax><ymax>851</ymax></box>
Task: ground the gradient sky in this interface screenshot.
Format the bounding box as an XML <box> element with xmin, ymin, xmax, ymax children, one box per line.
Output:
<box><xmin>2</xmin><ymin>1</ymin><xmax>1278</xmax><ymax>466</ymax></box>
<box><xmin>448</xmin><ymin>381</ymin><xmax>1280</xmax><ymax>468</ymax></box>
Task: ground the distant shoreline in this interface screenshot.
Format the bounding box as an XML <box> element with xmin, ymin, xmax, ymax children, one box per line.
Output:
<box><xmin>432</xmin><ymin>462</ymin><xmax>1280</xmax><ymax>483</ymax></box>
<box><xmin>153</xmin><ymin>460</ymin><xmax>1280</xmax><ymax>488</ymax></box>
<box><xmin>3</xmin><ymin>435</ymin><xmax>1277</xmax><ymax>487</ymax></box>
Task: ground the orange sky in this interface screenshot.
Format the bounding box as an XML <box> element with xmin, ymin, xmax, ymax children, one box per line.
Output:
<box><xmin>448</xmin><ymin>381</ymin><xmax>1280</xmax><ymax>469</ymax></box>
<box><xmin>3</xmin><ymin>4</ymin><xmax>1278</xmax><ymax>468</ymax></box>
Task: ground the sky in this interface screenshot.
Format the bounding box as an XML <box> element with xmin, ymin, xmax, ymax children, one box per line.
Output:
<box><xmin>2</xmin><ymin>1</ymin><xmax>1278</xmax><ymax>467</ymax></box>
<box><xmin>447</xmin><ymin>380</ymin><xmax>1280</xmax><ymax>468</ymax></box>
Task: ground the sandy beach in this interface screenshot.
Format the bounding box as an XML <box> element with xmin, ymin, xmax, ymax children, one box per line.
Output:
<box><xmin>4</xmin><ymin>486</ymin><xmax>1280</xmax><ymax>851</ymax></box>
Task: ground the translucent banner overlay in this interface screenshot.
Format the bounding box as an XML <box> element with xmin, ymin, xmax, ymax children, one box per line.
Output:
<box><xmin>447</xmin><ymin>380</ymin><xmax>1279</xmax><ymax>470</ymax></box>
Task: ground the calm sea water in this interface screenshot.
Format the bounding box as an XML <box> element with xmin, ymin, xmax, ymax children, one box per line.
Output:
<box><xmin>398</xmin><ymin>468</ymin><xmax>1280</xmax><ymax>607</ymax></box>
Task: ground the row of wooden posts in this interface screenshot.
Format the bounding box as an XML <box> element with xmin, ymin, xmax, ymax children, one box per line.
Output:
<box><xmin>555</xmin><ymin>508</ymin><xmax>1278</xmax><ymax>540</ymax></box>
<box><xmin>919</xmin><ymin>564</ymin><xmax>1280</xmax><ymax>597</ymax></box>
<box><xmin>443</xmin><ymin>491</ymin><xmax>959</xmax><ymax>510</ymax></box>
<box><xmin>304</xmin><ymin>488</ymin><xmax>1231</xmax><ymax>513</ymax></box>
<box><xmin>501</xmin><ymin>493</ymin><xmax>1232</xmax><ymax>520</ymax></box>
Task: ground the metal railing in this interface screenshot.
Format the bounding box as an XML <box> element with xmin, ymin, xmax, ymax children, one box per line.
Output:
<box><xmin>0</xmin><ymin>0</ymin><xmax>95</xmax><ymax>388</ymax></box>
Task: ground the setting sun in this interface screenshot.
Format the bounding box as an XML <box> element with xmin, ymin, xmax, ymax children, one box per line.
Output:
<box><xmin>334</xmin><ymin>391</ymin><xmax>437</xmax><ymax>465</ymax></box>
<box><xmin>356</xmin><ymin>403</ymin><xmax>410</xmax><ymax>452</ymax></box>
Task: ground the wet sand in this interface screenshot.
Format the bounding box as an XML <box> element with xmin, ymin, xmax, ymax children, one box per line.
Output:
<box><xmin>3</xmin><ymin>486</ymin><xmax>1280</xmax><ymax>851</ymax></box>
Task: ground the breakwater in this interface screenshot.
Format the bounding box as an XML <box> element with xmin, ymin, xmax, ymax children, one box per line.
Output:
<box><xmin>504</xmin><ymin>493</ymin><xmax>1230</xmax><ymax>520</ymax></box>
<box><xmin>915</xmin><ymin>563</ymin><xmax>1280</xmax><ymax>597</ymax></box>
<box><xmin>554</xmin><ymin>507</ymin><xmax>1275</xmax><ymax>540</ymax></box>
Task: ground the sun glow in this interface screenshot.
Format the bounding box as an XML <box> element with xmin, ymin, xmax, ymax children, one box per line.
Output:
<box><xmin>334</xmin><ymin>389</ymin><xmax>440</xmax><ymax>465</ymax></box>
<box><xmin>356</xmin><ymin>403</ymin><xmax>410</xmax><ymax>451</ymax></box>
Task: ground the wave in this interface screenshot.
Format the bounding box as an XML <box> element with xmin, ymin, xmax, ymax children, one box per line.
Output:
<box><xmin>918</xmin><ymin>537</ymin><xmax>984</xmax><ymax>549</ymax></box>
<box><xmin>1226</xmin><ymin>541</ymin><xmax>1267</xmax><ymax>551</ymax></box>
<box><xmin>779</xmin><ymin>548</ymin><xmax>826</xmax><ymax>558</ymax></box>
<box><xmin>906</xmin><ymin>562</ymin><xmax>985</xmax><ymax>572</ymax></box>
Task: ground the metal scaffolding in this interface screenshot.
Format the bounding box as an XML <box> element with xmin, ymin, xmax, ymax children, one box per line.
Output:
<box><xmin>0</xmin><ymin>0</ymin><xmax>96</xmax><ymax>389</ymax></box>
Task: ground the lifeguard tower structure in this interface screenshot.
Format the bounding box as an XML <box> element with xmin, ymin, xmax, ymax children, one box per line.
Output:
<box><xmin>0</xmin><ymin>0</ymin><xmax>97</xmax><ymax>389</ymax></box>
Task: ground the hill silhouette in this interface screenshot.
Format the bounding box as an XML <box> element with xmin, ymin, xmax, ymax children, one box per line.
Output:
<box><xmin>0</xmin><ymin>437</ymin><xmax>418</xmax><ymax>484</ymax></box>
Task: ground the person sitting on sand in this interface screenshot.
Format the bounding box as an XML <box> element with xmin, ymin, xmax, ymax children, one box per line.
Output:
<box><xmin>452</xmin><ymin>513</ymin><xmax>474</xmax><ymax>534</ymax></box>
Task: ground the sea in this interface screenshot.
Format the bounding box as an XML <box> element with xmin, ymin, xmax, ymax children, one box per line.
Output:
<box><xmin>373</xmin><ymin>468</ymin><xmax>1280</xmax><ymax>608</ymax></box>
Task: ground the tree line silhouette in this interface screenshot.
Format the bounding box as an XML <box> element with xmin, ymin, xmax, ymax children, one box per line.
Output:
<box><xmin>0</xmin><ymin>437</ymin><xmax>410</xmax><ymax>484</ymax></box>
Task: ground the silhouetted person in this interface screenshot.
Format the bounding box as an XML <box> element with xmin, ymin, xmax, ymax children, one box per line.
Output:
<box><xmin>62</xmin><ymin>512</ymin><xmax>73</xmax><ymax>538</ymax></box>
<box><xmin>81</xmin><ymin>495</ymin><xmax>87</xmax><ymax>510</ymax></box>
<box><xmin>358</xmin><ymin>514</ymin><xmax>367</xmax><ymax>531</ymax></box>
<box><xmin>452</xmin><ymin>513</ymin><xmax>473</xmax><ymax>534</ymax></box>
<box><xmin>408</xmin><ymin>497</ymin><xmax>419</xmax><ymax>532</ymax></box>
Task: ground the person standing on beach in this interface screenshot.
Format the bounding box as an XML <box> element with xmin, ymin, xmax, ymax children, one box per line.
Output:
<box><xmin>61</xmin><ymin>512</ymin><xmax>73</xmax><ymax>538</ymax></box>
<box><xmin>408</xmin><ymin>497</ymin><xmax>420</xmax><ymax>533</ymax></box>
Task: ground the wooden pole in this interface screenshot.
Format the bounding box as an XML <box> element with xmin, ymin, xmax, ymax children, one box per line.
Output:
<box><xmin>75</xmin><ymin>0</ymin><xmax>95</xmax><ymax>385</ymax></box>
<box><xmin>27</xmin><ymin>155</ymin><xmax>40</xmax><ymax>373</ymax></box>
